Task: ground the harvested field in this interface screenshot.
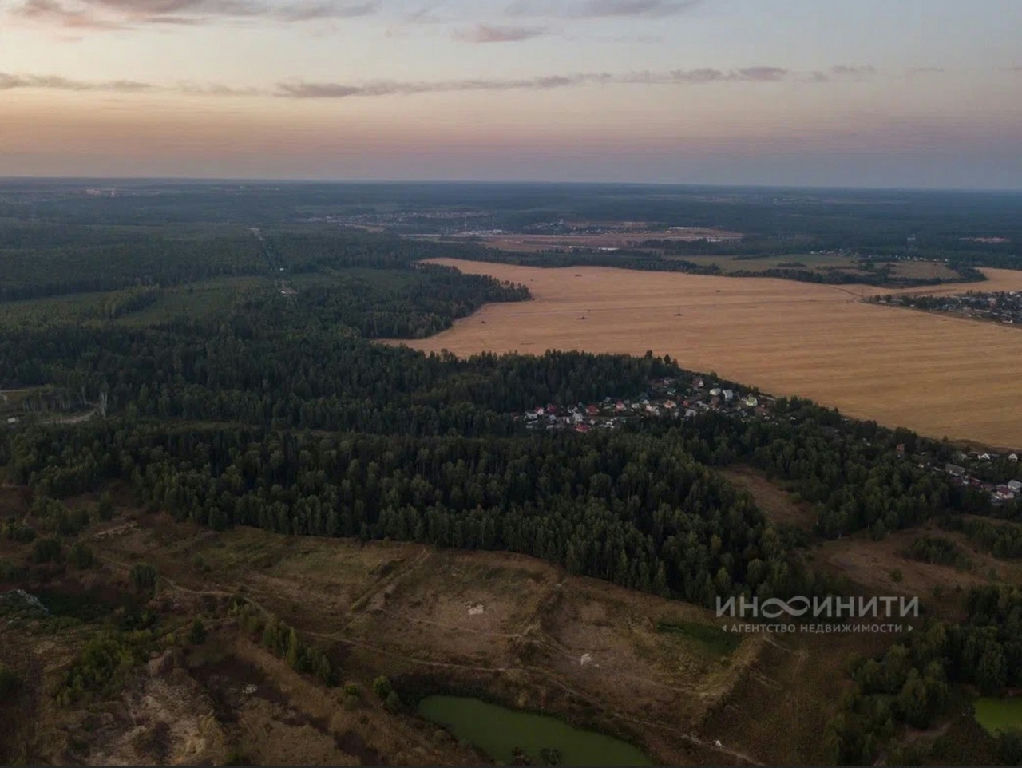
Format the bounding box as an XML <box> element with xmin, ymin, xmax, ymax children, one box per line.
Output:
<box><xmin>397</xmin><ymin>260</ymin><xmax>1022</xmax><ymax>448</ymax></box>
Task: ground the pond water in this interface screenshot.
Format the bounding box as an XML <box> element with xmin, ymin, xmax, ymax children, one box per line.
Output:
<box><xmin>417</xmin><ymin>694</ymin><xmax>653</xmax><ymax>766</ymax></box>
<box><xmin>974</xmin><ymin>696</ymin><xmax>1022</xmax><ymax>735</ymax></box>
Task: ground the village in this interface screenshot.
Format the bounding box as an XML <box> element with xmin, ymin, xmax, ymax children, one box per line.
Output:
<box><xmin>518</xmin><ymin>375</ymin><xmax>770</xmax><ymax>435</ymax></box>
<box><xmin>870</xmin><ymin>290</ymin><xmax>1022</xmax><ymax>326</ymax></box>
<box><xmin>517</xmin><ymin>376</ymin><xmax>1022</xmax><ymax>509</ymax></box>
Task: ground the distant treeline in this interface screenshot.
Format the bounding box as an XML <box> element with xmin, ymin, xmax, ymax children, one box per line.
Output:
<box><xmin>457</xmin><ymin>246</ymin><xmax>985</xmax><ymax>287</ymax></box>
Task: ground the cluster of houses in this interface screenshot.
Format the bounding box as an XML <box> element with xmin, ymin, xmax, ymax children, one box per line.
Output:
<box><xmin>517</xmin><ymin>376</ymin><xmax>1022</xmax><ymax>509</ymax></box>
<box><xmin>872</xmin><ymin>290</ymin><xmax>1021</xmax><ymax>326</ymax></box>
<box><xmin>943</xmin><ymin>453</ymin><xmax>1022</xmax><ymax>505</ymax></box>
<box><xmin>519</xmin><ymin>376</ymin><xmax>770</xmax><ymax>434</ymax></box>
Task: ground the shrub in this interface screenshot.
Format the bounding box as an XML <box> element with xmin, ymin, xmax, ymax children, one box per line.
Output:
<box><xmin>32</xmin><ymin>537</ymin><xmax>62</xmax><ymax>564</ymax></box>
<box><xmin>130</xmin><ymin>563</ymin><xmax>157</xmax><ymax>595</ymax></box>
<box><xmin>70</xmin><ymin>542</ymin><xmax>95</xmax><ymax>569</ymax></box>
<box><xmin>97</xmin><ymin>493</ymin><xmax>114</xmax><ymax>521</ymax></box>
<box><xmin>384</xmin><ymin>690</ymin><xmax>402</xmax><ymax>712</ymax></box>
<box><xmin>188</xmin><ymin>618</ymin><xmax>207</xmax><ymax>645</ymax></box>
<box><xmin>0</xmin><ymin>664</ymin><xmax>20</xmax><ymax>698</ymax></box>
<box><xmin>372</xmin><ymin>675</ymin><xmax>392</xmax><ymax>700</ymax></box>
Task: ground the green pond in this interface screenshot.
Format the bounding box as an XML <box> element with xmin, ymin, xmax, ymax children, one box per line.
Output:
<box><xmin>417</xmin><ymin>694</ymin><xmax>653</xmax><ymax>766</ymax></box>
<box><xmin>974</xmin><ymin>697</ymin><xmax>1022</xmax><ymax>735</ymax></box>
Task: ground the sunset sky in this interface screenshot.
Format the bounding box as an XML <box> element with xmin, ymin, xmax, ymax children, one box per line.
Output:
<box><xmin>2</xmin><ymin>0</ymin><xmax>1020</xmax><ymax>186</ymax></box>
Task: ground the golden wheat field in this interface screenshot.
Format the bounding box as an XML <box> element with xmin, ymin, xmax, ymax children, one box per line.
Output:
<box><xmin>399</xmin><ymin>260</ymin><xmax>1022</xmax><ymax>448</ymax></box>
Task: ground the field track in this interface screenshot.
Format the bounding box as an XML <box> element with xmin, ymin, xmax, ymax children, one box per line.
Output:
<box><xmin>399</xmin><ymin>261</ymin><xmax>1022</xmax><ymax>448</ymax></box>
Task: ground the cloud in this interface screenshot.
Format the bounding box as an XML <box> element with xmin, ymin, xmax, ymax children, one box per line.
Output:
<box><xmin>453</xmin><ymin>23</ymin><xmax>545</xmax><ymax>42</ymax></box>
<box><xmin>276</xmin><ymin>66</ymin><xmax>792</xmax><ymax>98</ymax></box>
<box><xmin>830</xmin><ymin>64</ymin><xmax>876</xmax><ymax>77</ymax></box>
<box><xmin>277</xmin><ymin>0</ymin><xmax>376</xmax><ymax>21</ymax></box>
<box><xmin>0</xmin><ymin>71</ymin><xmax>153</xmax><ymax>91</ymax></box>
<box><xmin>8</xmin><ymin>0</ymin><xmax>379</xmax><ymax>28</ymax></box>
<box><xmin>12</xmin><ymin>0</ymin><xmax>125</xmax><ymax>29</ymax></box>
<box><xmin>506</xmin><ymin>0</ymin><xmax>699</xmax><ymax>17</ymax></box>
<box><xmin>5</xmin><ymin>63</ymin><xmax>882</xmax><ymax>100</ymax></box>
<box><xmin>0</xmin><ymin>70</ymin><xmax>263</xmax><ymax>96</ymax></box>
<box><xmin>571</xmin><ymin>0</ymin><xmax>699</xmax><ymax>16</ymax></box>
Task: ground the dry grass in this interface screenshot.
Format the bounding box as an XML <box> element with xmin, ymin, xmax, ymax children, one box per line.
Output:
<box><xmin>719</xmin><ymin>466</ymin><xmax>816</xmax><ymax>530</ymax></box>
<box><xmin>83</xmin><ymin>516</ymin><xmax>758</xmax><ymax>765</ymax></box>
<box><xmin>398</xmin><ymin>260</ymin><xmax>1022</xmax><ymax>448</ymax></box>
<box><xmin>812</xmin><ymin>523</ymin><xmax>1022</xmax><ymax>617</ymax></box>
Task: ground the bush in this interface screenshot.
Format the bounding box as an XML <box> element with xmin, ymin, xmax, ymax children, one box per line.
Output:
<box><xmin>69</xmin><ymin>542</ymin><xmax>95</xmax><ymax>569</ymax></box>
<box><xmin>130</xmin><ymin>563</ymin><xmax>157</xmax><ymax>595</ymax></box>
<box><xmin>372</xmin><ymin>675</ymin><xmax>392</xmax><ymax>700</ymax></box>
<box><xmin>384</xmin><ymin>690</ymin><xmax>403</xmax><ymax>713</ymax></box>
<box><xmin>32</xmin><ymin>537</ymin><xmax>62</xmax><ymax>564</ymax></box>
<box><xmin>97</xmin><ymin>493</ymin><xmax>114</xmax><ymax>521</ymax></box>
<box><xmin>0</xmin><ymin>664</ymin><xmax>20</xmax><ymax>698</ymax></box>
<box><xmin>3</xmin><ymin>521</ymin><xmax>36</xmax><ymax>543</ymax></box>
<box><xmin>57</xmin><ymin>632</ymin><xmax>150</xmax><ymax>705</ymax></box>
<box><xmin>188</xmin><ymin>618</ymin><xmax>207</xmax><ymax>645</ymax></box>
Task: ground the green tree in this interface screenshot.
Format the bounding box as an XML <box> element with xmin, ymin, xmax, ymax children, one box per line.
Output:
<box><xmin>130</xmin><ymin>563</ymin><xmax>158</xmax><ymax>596</ymax></box>
<box><xmin>188</xmin><ymin>618</ymin><xmax>207</xmax><ymax>645</ymax></box>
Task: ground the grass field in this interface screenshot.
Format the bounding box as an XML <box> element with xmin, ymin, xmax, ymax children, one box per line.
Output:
<box><xmin>397</xmin><ymin>260</ymin><xmax>1022</xmax><ymax>448</ymax></box>
<box><xmin>974</xmin><ymin>697</ymin><xmax>1022</xmax><ymax>735</ymax></box>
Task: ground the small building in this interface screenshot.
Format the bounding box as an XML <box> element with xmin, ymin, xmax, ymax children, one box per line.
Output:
<box><xmin>945</xmin><ymin>464</ymin><xmax>967</xmax><ymax>477</ymax></box>
<box><xmin>722</xmin><ymin>389</ymin><xmax>735</xmax><ymax>402</ymax></box>
<box><xmin>1009</xmin><ymin>480</ymin><xmax>1022</xmax><ymax>494</ymax></box>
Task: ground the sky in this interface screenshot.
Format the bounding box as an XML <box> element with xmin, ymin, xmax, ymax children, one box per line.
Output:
<box><xmin>1</xmin><ymin>0</ymin><xmax>1021</xmax><ymax>186</ymax></box>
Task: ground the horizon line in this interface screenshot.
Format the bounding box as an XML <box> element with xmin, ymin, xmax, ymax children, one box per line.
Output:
<box><xmin>2</xmin><ymin>174</ymin><xmax>1021</xmax><ymax>194</ymax></box>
